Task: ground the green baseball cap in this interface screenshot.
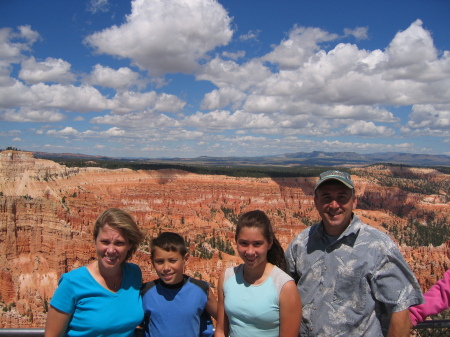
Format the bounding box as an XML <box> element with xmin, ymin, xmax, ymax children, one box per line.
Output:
<box><xmin>315</xmin><ymin>170</ymin><xmax>354</xmax><ymax>191</ymax></box>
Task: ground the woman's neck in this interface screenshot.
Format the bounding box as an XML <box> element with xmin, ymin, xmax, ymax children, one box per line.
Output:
<box><xmin>96</xmin><ymin>260</ymin><xmax>122</xmax><ymax>278</ymax></box>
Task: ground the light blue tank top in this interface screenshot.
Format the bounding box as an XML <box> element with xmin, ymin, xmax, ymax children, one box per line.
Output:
<box><xmin>223</xmin><ymin>264</ymin><xmax>293</xmax><ymax>337</ymax></box>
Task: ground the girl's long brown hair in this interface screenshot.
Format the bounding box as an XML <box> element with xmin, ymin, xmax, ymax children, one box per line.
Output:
<box><xmin>235</xmin><ymin>210</ymin><xmax>287</xmax><ymax>272</ymax></box>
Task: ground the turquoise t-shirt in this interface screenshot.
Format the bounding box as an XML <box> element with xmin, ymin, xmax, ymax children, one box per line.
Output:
<box><xmin>223</xmin><ymin>264</ymin><xmax>293</xmax><ymax>337</ymax></box>
<box><xmin>50</xmin><ymin>263</ymin><xmax>144</xmax><ymax>337</ymax></box>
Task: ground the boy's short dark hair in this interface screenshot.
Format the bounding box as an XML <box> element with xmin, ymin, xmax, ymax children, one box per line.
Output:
<box><xmin>151</xmin><ymin>232</ymin><xmax>188</xmax><ymax>257</ymax></box>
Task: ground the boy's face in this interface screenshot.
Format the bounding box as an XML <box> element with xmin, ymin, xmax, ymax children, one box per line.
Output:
<box><xmin>151</xmin><ymin>247</ymin><xmax>188</xmax><ymax>285</ymax></box>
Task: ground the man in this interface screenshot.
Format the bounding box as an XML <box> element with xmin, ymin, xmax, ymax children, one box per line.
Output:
<box><xmin>285</xmin><ymin>170</ymin><xmax>423</xmax><ymax>337</ymax></box>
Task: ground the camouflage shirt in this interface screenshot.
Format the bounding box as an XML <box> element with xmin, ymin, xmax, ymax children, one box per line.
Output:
<box><xmin>285</xmin><ymin>214</ymin><xmax>423</xmax><ymax>337</ymax></box>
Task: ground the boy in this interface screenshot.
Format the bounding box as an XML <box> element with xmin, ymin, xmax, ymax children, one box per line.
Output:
<box><xmin>141</xmin><ymin>232</ymin><xmax>218</xmax><ymax>337</ymax></box>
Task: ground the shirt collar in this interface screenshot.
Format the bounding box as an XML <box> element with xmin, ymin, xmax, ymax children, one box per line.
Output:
<box><xmin>314</xmin><ymin>213</ymin><xmax>362</xmax><ymax>246</ymax></box>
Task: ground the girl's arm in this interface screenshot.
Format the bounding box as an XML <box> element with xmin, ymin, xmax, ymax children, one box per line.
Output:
<box><xmin>214</xmin><ymin>271</ymin><xmax>229</xmax><ymax>337</ymax></box>
<box><xmin>44</xmin><ymin>305</ymin><xmax>71</xmax><ymax>337</ymax></box>
<box><xmin>205</xmin><ymin>287</ymin><xmax>218</xmax><ymax>320</ymax></box>
<box><xmin>279</xmin><ymin>280</ymin><xmax>302</xmax><ymax>337</ymax></box>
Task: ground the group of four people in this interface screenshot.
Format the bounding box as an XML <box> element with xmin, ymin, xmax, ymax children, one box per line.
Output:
<box><xmin>44</xmin><ymin>170</ymin><xmax>447</xmax><ymax>336</ymax></box>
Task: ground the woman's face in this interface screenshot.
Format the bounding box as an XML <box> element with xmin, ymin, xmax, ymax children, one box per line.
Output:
<box><xmin>95</xmin><ymin>224</ymin><xmax>132</xmax><ymax>271</ymax></box>
<box><xmin>236</xmin><ymin>226</ymin><xmax>272</xmax><ymax>270</ymax></box>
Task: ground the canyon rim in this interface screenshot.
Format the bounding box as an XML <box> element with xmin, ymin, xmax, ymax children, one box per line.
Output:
<box><xmin>0</xmin><ymin>150</ymin><xmax>449</xmax><ymax>328</ymax></box>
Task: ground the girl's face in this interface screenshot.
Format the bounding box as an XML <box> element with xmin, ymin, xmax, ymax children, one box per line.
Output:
<box><xmin>236</xmin><ymin>226</ymin><xmax>272</xmax><ymax>270</ymax></box>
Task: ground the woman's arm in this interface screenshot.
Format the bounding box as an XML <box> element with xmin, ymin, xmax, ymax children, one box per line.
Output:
<box><xmin>44</xmin><ymin>305</ymin><xmax>71</xmax><ymax>337</ymax></box>
<box><xmin>205</xmin><ymin>287</ymin><xmax>218</xmax><ymax>320</ymax></box>
<box><xmin>214</xmin><ymin>271</ymin><xmax>229</xmax><ymax>337</ymax></box>
<box><xmin>409</xmin><ymin>269</ymin><xmax>450</xmax><ymax>326</ymax></box>
<box><xmin>279</xmin><ymin>280</ymin><xmax>302</xmax><ymax>337</ymax></box>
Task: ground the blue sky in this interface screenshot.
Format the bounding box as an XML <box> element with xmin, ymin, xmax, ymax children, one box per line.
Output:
<box><xmin>1</xmin><ymin>0</ymin><xmax>449</xmax><ymax>158</ymax></box>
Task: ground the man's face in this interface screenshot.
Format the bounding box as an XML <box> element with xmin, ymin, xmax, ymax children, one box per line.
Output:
<box><xmin>314</xmin><ymin>181</ymin><xmax>357</xmax><ymax>236</ymax></box>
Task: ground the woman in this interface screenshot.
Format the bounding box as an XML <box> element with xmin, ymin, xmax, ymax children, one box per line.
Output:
<box><xmin>215</xmin><ymin>210</ymin><xmax>302</xmax><ymax>337</ymax></box>
<box><xmin>45</xmin><ymin>208</ymin><xmax>145</xmax><ymax>337</ymax></box>
<box><xmin>409</xmin><ymin>269</ymin><xmax>450</xmax><ymax>326</ymax></box>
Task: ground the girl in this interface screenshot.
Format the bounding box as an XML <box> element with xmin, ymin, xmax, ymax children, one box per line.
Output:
<box><xmin>215</xmin><ymin>210</ymin><xmax>301</xmax><ymax>337</ymax></box>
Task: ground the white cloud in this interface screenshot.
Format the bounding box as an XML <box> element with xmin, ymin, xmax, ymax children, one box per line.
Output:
<box><xmin>84</xmin><ymin>64</ymin><xmax>143</xmax><ymax>90</ymax></box>
<box><xmin>343</xmin><ymin>27</ymin><xmax>368</xmax><ymax>40</ymax></box>
<box><xmin>222</xmin><ymin>50</ymin><xmax>246</xmax><ymax>60</ymax></box>
<box><xmin>0</xmin><ymin>107</ymin><xmax>65</xmax><ymax>122</ymax></box>
<box><xmin>201</xmin><ymin>87</ymin><xmax>246</xmax><ymax>110</ymax></box>
<box><xmin>109</xmin><ymin>91</ymin><xmax>185</xmax><ymax>114</ymax></box>
<box><xmin>0</xmin><ymin>79</ymin><xmax>110</xmax><ymax>113</ymax></box>
<box><xmin>198</xmin><ymin>19</ymin><xmax>450</xmax><ymax>127</ymax></box>
<box><xmin>104</xmin><ymin>127</ymin><xmax>125</xmax><ymax>136</ymax></box>
<box><xmin>343</xmin><ymin>120</ymin><xmax>396</xmax><ymax>137</ymax></box>
<box><xmin>239</xmin><ymin>30</ymin><xmax>260</xmax><ymax>42</ymax></box>
<box><xmin>28</xmin><ymin>83</ymin><xmax>110</xmax><ymax>112</ymax></box>
<box><xmin>263</xmin><ymin>25</ymin><xmax>339</xmax><ymax>69</ymax></box>
<box><xmin>87</xmin><ymin>0</ymin><xmax>110</xmax><ymax>14</ymax></box>
<box><xmin>47</xmin><ymin>126</ymin><xmax>80</xmax><ymax>137</ymax></box>
<box><xmin>90</xmin><ymin>110</ymin><xmax>180</xmax><ymax>129</ymax></box>
<box><xmin>184</xmin><ymin>110</ymin><xmax>275</xmax><ymax>130</ymax></box>
<box><xmin>19</xmin><ymin>57</ymin><xmax>76</xmax><ymax>84</ymax></box>
<box><xmin>0</xmin><ymin>26</ymin><xmax>40</xmax><ymax>67</ymax></box>
<box><xmin>404</xmin><ymin>104</ymin><xmax>450</xmax><ymax>131</ymax></box>
<box><xmin>84</xmin><ymin>0</ymin><xmax>233</xmax><ymax>76</ymax></box>
<box><xmin>198</xmin><ymin>58</ymin><xmax>271</xmax><ymax>90</ymax></box>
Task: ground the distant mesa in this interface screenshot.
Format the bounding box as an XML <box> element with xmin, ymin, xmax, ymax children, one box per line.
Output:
<box><xmin>30</xmin><ymin>150</ymin><xmax>450</xmax><ymax>167</ymax></box>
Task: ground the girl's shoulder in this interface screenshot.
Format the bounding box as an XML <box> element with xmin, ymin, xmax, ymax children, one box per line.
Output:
<box><xmin>270</xmin><ymin>265</ymin><xmax>294</xmax><ymax>293</ymax></box>
<box><xmin>224</xmin><ymin>264</ymin><xmax>243</xmax><ymax>281</ymax></box>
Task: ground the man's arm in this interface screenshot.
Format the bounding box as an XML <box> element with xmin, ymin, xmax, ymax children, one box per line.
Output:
<box><xmin>387</xmin><ymin>309</ymin><xmax>411</xmax><ymax>337</ymax></box>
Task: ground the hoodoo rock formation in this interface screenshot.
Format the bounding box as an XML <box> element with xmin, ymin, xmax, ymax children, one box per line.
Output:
<box><xmin>0</xmin><ymin>150</ymin><xmax>449</xmax><ymax>327</ymax></box>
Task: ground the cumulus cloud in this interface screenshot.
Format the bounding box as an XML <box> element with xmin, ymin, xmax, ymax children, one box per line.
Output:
<box><xmin>0</xmin><ymin>79</ymin><xmax>110</xmax><ymax>114</ymax></box>
<box><xmin>19</xmin><ymin>57</ymin><xmax>76</xmax><ymax>84</ymax></box>
<box><xmin>199</xmin><ymin>19</ymin><xmax>450</xmax><ymax>124</ymax></box>
<box><xmin>403</xmin><ymin>104</ymin><xmax>450</xmax><ymax>135</ymax></box>
<box><xmin>109</xmin><ymin>91</ymin><xmax>185</xmax><ymax>114</ymax></box>
<box><xmin>201</xmin><ymin>87</ymin><xmax>247</xmax><ymax>110</ymax></box>
<box><xmin>263</xmin><ymin>25</ymin><xmax>339</xmax><ymax>69</ymax></box>
<box><xmin>47</xmin><ymin>126</ymin><xmax>80</xmax><ymax>137</ymax></box>
<box><xmin>84</xmin><ymin>0</ymin><xmax>233</xmax><ymax>76</ymax></box>
<box><xmin>84</xmin><ymin>64</ymin><xmax>143</xmax><ymax>90</ymax></box>
<box><xmin>1</xmin><ymin>0</ymin><xmax>449</xmax><ymax>157</ymax></box>
<box><xmin>344</xmin><ymin>27</ymin><xmax>368</xmax><ymax>40</ymax></box>
<box><xmin>0</xmin><ymin>26</ymin><xmax>40</xmax><ymax>67</ymax></box>
<box><xmin>90</xmin><ymin>110</ymin><xmax>180</xmax><ymax>129</ymax></box>
<box><xmin>222</xmin><ymin>50</ymin><xmax>246</xmax><ymax>60</ymax></box>
<box><xmin>198</xmin><ymin>58</ymin><xmax>271</xmax><ymax>90</ymax></box>
<box><xmin>184</xmin><ymin>110</ymin><xmax>275</xmax><ymax>131</ymax></box>
<box><xmin>343</xmin><ymin>120</ymin><xmax>396</xmax><ymax>137</ymax></box>
<box><xmin>0</xmin><ymin>108</ymin><xmax>65</xmax><ymax>122</ymax></box>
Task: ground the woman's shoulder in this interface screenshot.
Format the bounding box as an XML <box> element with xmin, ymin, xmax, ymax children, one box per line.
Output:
<box><xmin>123</xmin><ymin>262</ymin><xmax>141</xmax><ymax>270</ymax></box>
<box><xmin>63</xmin><ymin>265</ymin><xmax>89</xmax><ymax>279</ymax></box>
<box><xmin>123</xmin><ymin>262</ymin><xmax>142</xmax><ymax>278</ymax></box>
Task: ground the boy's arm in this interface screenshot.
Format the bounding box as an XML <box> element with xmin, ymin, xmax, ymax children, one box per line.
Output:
<box><xmin>214</xmin><ymin>271</ymin><xmax>229</xmax><ymax>337</ymax></box>
<box><xmin>205</xmin><ymin>287</ymin><xmax>218</xmax><ymax>320</ymax></box>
